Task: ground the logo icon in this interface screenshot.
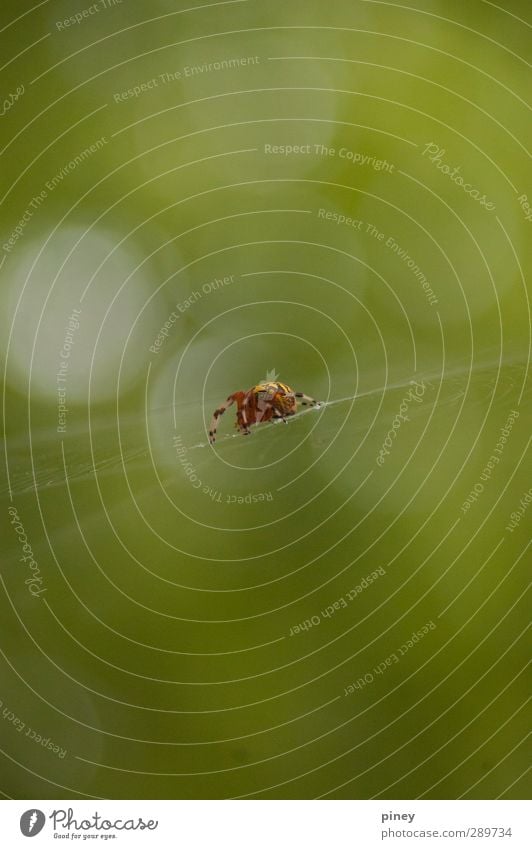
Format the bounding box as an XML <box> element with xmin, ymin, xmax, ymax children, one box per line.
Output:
<box><xmin>260</xmin><ymin>368</ymin><xmax>279</xmax><ymax>384</ymax></box>
<box><xmin>20</xmin><ymin>810</ymin><xmax>46</xmax><ymax>837</ymax></box>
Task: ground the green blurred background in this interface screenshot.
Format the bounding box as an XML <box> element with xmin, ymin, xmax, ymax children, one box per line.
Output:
<box><xmin>1</xmin><ymin>0</ymin><xmax>530</xmax><ymax>799</ymax></box>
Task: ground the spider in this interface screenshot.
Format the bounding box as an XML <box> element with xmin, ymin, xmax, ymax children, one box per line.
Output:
<box><xmin>208</xmin><ymin>381</ymin><xmax>320</xmax><ymax>444</ymax></box>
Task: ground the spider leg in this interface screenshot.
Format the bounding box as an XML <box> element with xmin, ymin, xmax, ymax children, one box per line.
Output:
<box><xmin>268</xmin><ymin>410</ymin><xmax>288</xmax><ymax>427</ymax></box>
<box><xmin>209</xmin><ymin>394</ymin><xmax>238</xmax><ymax>444</ymax></box>
<box><xmin>295</xmin><ymin>392</ymin><xmax>321</xmax><ymax>407</ymax></box>
<box><xmin>234</xmin><ymin>391</ymin><xmax>254</xmax><ymax>436</ymax></box>
<box><xmin>255</xmin><ymin>395</ymin><xmax>272</xmax><ymax>424</ymax></box>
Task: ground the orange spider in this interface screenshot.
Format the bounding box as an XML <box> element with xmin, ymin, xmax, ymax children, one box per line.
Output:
<box><xmin>208</xmin><ymin>380</ymin><xmax>320</xmax><ymax>444</ymax></box>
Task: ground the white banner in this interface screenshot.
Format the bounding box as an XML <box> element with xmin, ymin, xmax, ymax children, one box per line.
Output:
<box><xmin>0</xmin><ymin>799</ymin><xmax>528</xmax><ymax>848</ymax></box>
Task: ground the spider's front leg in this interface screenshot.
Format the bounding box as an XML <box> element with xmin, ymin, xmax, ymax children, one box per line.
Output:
<box><xmin>236</xmin><ymin>391</ymin><xmax>253</xmax><ymax>435</ymax></box>
<box><xmin>209</xmin><ymin>392</ymin><xmax>240</xmax><ymax>444</ymax></box>
<box><xmin>295</xmin><ymin>392</ymin><xmax>321</xmax><ymax>408</ymax></box>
